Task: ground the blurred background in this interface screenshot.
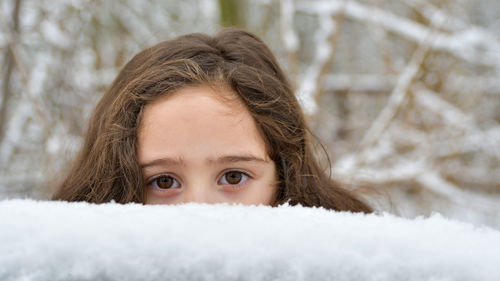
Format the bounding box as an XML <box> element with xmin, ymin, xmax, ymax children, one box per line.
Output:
<box><xmin>1</xmin><ymin>0</ymin><xmax>499</xmax><ymax>228</ymax></box>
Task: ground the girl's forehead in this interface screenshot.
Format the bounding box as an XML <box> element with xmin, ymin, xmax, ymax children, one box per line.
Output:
<box><xmin>153</xmin><ymin>84</ymin><xmax>242</xmax><ymax>107</ymax></box>
<box><xmin>136</xmin><ymin>85</ymin><xmax>268</xmax><ymax>163</ymax></box>
<box><xmin>142</xmin><ymin>85</ymin><xmax>247</xmax><ymax>123</ymax></box>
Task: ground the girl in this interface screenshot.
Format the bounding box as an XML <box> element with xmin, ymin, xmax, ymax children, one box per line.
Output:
<box><xmin>52</xmin><ymin>28</ymin><xmax>371</xmax><ymax>213</ymax></box>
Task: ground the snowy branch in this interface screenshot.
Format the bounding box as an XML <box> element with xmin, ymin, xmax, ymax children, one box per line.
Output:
<box><xmin>413</xmin><ymin>86</ymin><xmax>500</xmax><ymax>160</ymax></box>
<box><xmin>279</xmin><ymin>0</ymin><xmax>300</xmax><ymax>79</ymax></box>
<box><xmin>360</xmin><ymin>27</ymin><xmax>435</xmax><ymax>150</ymax></box>
<box><xmin>296</xmin><ymin>2</ymin><xmax>345</xmax><ymax>115</ymax></box>
<box><xmin>296</xmin><ymin>0</ymin><xmax>500</xmax><ymax>69</ymax></box>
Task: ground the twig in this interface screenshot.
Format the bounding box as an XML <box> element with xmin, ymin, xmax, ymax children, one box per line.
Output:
<box><xmin>279</xmin><ymin>0</ymin><xmax>300</xmax><ymax>78</ymax></box>
<box><xmin>297</xmin><ymin>0</ymin><xmax>346</xmax><ymax>115</ymax></box>
<box><xmin>296</xmin><ymin>0</ymin><xmax>500</xmax><ymax>69</ymax></box>
<box><xmin>0</xmin><ymin>0</ymin><xmax>22</xmax><ymax>150</ymax></box>
<box><xmin>403</xmin><ymin>0</ymin><xmax>467</xmax><ymax>32</ymax></box>
<box><xmin>416</xmin><ymin>171</ymin><xmax>500</xmax><ymax>212</ymax></box>
<box><xmin>359</xmin><ymin>28</ymin><xmax>434</xmax><ymax>148</ymax></box>
<box><xmin>412</xmin><ymin>86</ymin><xmax>500</xmax><ymax>160</ymax></box>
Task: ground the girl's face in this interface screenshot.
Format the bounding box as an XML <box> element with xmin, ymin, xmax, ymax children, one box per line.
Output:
<box><xmin>137</xmin><ymin>86</ymin><xmax>277</xmax><ymax>205</ymax></box>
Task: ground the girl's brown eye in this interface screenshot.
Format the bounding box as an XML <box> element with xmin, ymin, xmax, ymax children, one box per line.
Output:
<box><xmin>151</xmin><ymin>175</ymin><xmax>179</xmax><ymax>189</ymax></box>
<box><xmin>223</xmin><ymin>171</ymin><xmax>244</xmax><ymax>185</ymax></box>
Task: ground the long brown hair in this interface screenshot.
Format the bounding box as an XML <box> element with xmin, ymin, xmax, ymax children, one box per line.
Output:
<box><xmin>52</xmin><ymin>28</ymin><xmax>371</xmax><ymax>213</ymax></box>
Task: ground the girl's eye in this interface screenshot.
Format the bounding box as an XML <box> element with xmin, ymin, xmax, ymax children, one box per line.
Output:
<box><xmin>150</xmin><ymin>175</ymin><xmax>180</xmax><ymax>189</ymax></box>
<box><xmin>219</xmin><ymin>171</ymin><xmax>249</xmax><ymax>185</ymax></box>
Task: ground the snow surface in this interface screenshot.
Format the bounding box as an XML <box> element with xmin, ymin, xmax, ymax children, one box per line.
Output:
<box><xmin>1</xmin><ymin>200</ymin><xmax>499</xmax><ymax>281</ymax></box>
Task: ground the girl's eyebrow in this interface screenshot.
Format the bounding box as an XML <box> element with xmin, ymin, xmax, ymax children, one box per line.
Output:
<box><xmin>140</xmin><ymin>154</ymin><xmax>269</xmax><ymax>169</ymax></box>
<box><xmin>140</xmin><ymin>157</ymin><xmax>185</xmax><ymax>169</ymax></box>
<box><xmin>212</xmin><ymin>155</ymin><xmax>269</xmax><ymax>164</ymax></box>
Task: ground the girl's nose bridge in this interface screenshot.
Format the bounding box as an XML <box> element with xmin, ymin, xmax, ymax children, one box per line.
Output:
<box><xmin>182</xmin><ymin>180</ymin><xmax>214</xmax><ymax>204</ymax></box>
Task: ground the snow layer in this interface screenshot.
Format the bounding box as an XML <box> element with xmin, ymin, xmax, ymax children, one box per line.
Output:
<box><xmin>1</xmin><ymin>200</ymin><xmax>499</xmax><ymax>281</ymax></box>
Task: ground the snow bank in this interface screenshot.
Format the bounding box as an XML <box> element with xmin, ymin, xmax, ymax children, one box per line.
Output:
<box><xmin>1</xmin><ymin>200</ymin><xmax>499</xmax><ymax>281</ymax></box>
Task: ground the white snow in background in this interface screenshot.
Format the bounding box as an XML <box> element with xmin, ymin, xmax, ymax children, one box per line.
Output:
<box><xmin>40</xmin><ymin>20</ymin><xmax>72</xmax><ymax>49</ymax></box>
<box><xmin>0</xmin><ymin>102</ymin><xmax>32</xmax><ymax>166</ymax></box>
<box><xmin>297</xmin><ymin>14</ymin><xmax>336</xmax><ymax>115</ymax></box>
<box><xmin>296</xmin><ymin>0</ymin><xmax>500</xmax><ymax>70</ymax></box>
<box><xmin>1</xmin><ymin>200</ymin><xmax>500</xmax><ymax>281</ymax></box>
<box><xmin>279</xmin><ymin>0</ymin><xmax>299</xmax><ymax>52</ymax></box>
<box><xmin>199</xmin><ymin>0</ymin><xmax>218</xmax><ymax>26</ymax></box>
<box><xmin>45</xmin><ymin>135</ymin><xmax>61</xmax><ymax>154</ymax></box>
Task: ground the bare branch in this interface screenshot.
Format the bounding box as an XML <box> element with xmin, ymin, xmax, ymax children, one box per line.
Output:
<box><xmin>403</xmin><ymin>0</ymin><xmax>468</xmax><ymax>32</ymax></box>
<box><xmin>321</xmin><ymin>73</ymin><xmax>500</xmax><ymax>95</ymax></box>
<box><xmin>0</xmin><ymin>0</ymin><xmax>22</xmax><ymax>150</ymax></box>
<box><xmin>359</xmin><ymin>28</ymin><xmax>434</xmax><ymax>149</ymax></box>
<box><xmin>412</xmin><ymin>86</ymin><xmax>500</xmax><ymax>160</ymax></box>
<box><xmin>297</xmin><ymin>1</ymin><xmax>346</xmax><ymax>115</ymax></box>
<box><xmin>416</xmin><ymin>171</ymin><xmax>500</xmax><ymax>213</ymax></box>
<box><xmin>322</xmin><ymin>74</ymin><xmax>397</xmax><ymax>92</ymax></box>
<box><xmin>279</xmin><ymin>0</ymin><xmax>300</xmax><ymax>78</ymax></box>
<box><xmin>296</xmin><ymin>0</ymin><xmax>500</xmax><ymax>69</ymax></box>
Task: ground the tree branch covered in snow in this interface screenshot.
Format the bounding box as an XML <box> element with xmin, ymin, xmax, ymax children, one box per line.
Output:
<box><xmin>290</xmin><ymin>0</ymin><xmax>500</xmax><ymax>227</ymax></box>
<box><xmin>0</xmin><ymin>0</ymin><xmax>21</xmax><ymax>150</ymax></box>
<box><xmin>296</xmin><ymin>0</ymin><xmax>500</xmax><ymax>69</ymax></box>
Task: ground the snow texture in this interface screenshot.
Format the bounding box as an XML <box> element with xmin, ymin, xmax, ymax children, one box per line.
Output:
<box><xmin>1</xmin><ymin>200</ymin><xmax>499</xmax><ymax>281</ymax></box>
